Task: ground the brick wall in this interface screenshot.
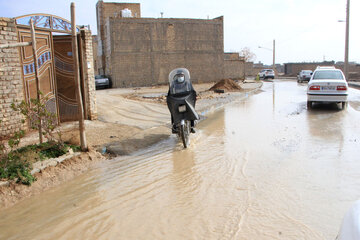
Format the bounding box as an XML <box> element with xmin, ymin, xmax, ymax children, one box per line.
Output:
<box><xmin>104</xmin><ymin>19</ymin><xmax>112</xmax><ymax>78</ymax></box>
<box><xmin>107</xmin><ymin>17</ymin><xmax>224</xmax><ymax>87</ymax></box>
<box><xmin>0</xmin><ymin>18</ymin><xmax>25</xmax><ymax>138</ymax></box>
<box><xmin>92</xmin><ymin>35</ymin><xmax>98</xmax><ymax>75</ymax></box>
<box><xmin>284</xmin><ymin>62</ymin><xmax>335</xmax><ymax>76</ymax></box>
<box><xmin>96</xmin><ymin>1</ymin><xmax>141</xmax><ymax>76</ymax></box>
<box><xmin>81</xmin><ymin>29</ymin><xmax>97</xmax><ymax>120</ymax></box>
<box><xmin>285</xmin><ymin>62</ymin><xmax>360</xmax><ymax>80</ymax></box>
<box><xmin>224</xmin><ymin>60</ymin><xmax>244</xmax><ymax>80</ymax></box>
<box><xmin>224</xmin><ymin>52</ymin><xmax>240</xmax><ymax>60</ymax></box>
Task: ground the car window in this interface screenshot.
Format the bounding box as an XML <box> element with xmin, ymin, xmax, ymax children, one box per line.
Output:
<box><xmin>313</xmin><ymin>70</ymin><xmax>343</xmax><ymax>80</ymax></box>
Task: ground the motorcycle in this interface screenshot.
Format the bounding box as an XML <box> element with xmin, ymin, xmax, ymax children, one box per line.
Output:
<box><xmin>166</xmin><ymin>68</ymin><xmax>199</xmax><ymax>148</ymax></box>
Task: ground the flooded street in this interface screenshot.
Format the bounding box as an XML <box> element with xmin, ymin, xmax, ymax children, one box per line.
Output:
<box><xmin>2</xmin><ymin>80</ymin><xmax>360</xmax><ymax>239</ymax></box>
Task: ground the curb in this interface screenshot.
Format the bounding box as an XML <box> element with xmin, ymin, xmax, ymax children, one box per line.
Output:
<box><xmin>348</xmin><ymin>82</ymin><xmax>360</xmax><ymax>89</ymax></box>
<box><xmin>30</xmin><ymin>151</ymin><xmax>81</xmax><ymax>175</ymax></box>
<box><xmin>198</xmin><ymin>82</ymin><xmax>263</xmax><ymax>117</ymax></box>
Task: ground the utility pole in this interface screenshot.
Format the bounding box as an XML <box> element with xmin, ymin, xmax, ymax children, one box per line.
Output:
<box><xmin>344</xmin><ymin>0</ymin><xmax>350</xmax><ymax>80</ymax></box>
<box><xmin>71</xmin><ymin>2</ymin><xmax>88</xmax><ymax>151</ymax></box>
<box><xmin>272</xmin><ymin>39</ymin><xmax>276</xmax><ymax>74</ymax></box>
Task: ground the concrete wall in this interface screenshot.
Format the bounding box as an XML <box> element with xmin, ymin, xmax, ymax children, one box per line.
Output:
<box><xmin>0</xmin><ymin>18</ymin><xmax>25</xmax><ymax>138</ymax></box>
<box><xmin>106</xmin><ymin>17</ymin><xmax>224</xmax><ymax>87</ymax></box>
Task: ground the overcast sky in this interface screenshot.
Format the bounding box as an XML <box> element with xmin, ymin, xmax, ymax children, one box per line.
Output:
<box><xmin>1</xmin><ymin>0</ymin><xmax>359</xmax><ymax>65</ymax></box>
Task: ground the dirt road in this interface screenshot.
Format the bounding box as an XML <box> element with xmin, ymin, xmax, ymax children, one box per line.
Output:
<box><xmin>0</xmin><ymin>80</ymin><xmax>262</xmax><ymax>209</ymax></box>
<box><xmin>2</xmin><ymin>80</ymin><xmax>360</xmax><ymax>239</ymax></box>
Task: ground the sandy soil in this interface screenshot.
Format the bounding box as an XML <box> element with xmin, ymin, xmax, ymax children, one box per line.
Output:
<box><xmin>0</xmin><ymin>80</ymin><xmax>262</xmax><ymax>209</ymax></box>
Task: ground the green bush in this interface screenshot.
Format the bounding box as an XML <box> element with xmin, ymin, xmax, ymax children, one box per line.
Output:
<box><xmin>0</xmin><ymin>142</ymin><xmax>79</xmax><ymax>185</ymax></box>
<box><xmin>0</xmin><ymin>151</ymin><xmax>36</xmax><ymax>185</ymax></box>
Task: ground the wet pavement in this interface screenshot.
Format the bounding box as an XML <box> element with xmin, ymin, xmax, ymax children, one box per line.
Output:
<box><xmin>1</xmin><ymin>80</ymin><xmax>360</xmax><ymax>239</ymax></box>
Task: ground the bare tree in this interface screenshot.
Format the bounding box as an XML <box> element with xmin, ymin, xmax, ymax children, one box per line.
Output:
<box><xmin>239</xmin><ymin>47</ymin><xmax>256</xmax><ymax>62</ymax></box>
<box><xmin>239</xmin><ymin>47</ymin><xmax>256</xmax><ymax>80</ymax></box>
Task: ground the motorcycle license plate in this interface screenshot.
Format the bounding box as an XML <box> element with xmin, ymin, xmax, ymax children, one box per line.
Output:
<box><xmin>178</xmin><ymin>105</ymin><xmax>186</xmax><ymax>112</ymax></box>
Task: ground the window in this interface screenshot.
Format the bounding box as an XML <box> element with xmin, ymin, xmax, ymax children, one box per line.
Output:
<box><xmin>313</xmin><ymin>71</ymin><xmax>343</xmax><ymax>80</ymax></box>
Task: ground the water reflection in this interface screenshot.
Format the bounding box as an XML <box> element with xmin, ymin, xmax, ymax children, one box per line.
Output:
<box><xmin>306</xmin><ymin>102</ymin><xmax>345</xmax><ymax>153</ymax></box>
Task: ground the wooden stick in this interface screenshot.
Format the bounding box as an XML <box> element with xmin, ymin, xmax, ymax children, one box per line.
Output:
<box><xmin>71</xmin><ymin>2</ymin><xmax>88</xmax><ymax>151</ymax></box>
<box><xmin>30</xmin><ymin>19</ymin><xmax>43</xmax><ymax>144</ymax></box>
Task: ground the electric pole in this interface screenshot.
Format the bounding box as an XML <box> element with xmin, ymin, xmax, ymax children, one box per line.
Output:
<box><xmin>344</xmin><ymin>0</ymin><xmax>350</xmax><ymax>80</ymax></box>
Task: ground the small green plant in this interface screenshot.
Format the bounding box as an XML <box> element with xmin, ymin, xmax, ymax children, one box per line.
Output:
<box><xmin>11</xmin><ymin>92</ymin><xmax>61</xmax><ymax>145</ymax></box>
<box><xmin>0</xmin><ymin>119</ymin><xmax>34</xmax><ymax>185</ymax></box>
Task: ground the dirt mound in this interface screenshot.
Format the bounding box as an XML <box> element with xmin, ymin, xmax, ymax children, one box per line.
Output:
<box><xmin>209</xmin><ymin>79</ymin><xmax>242</xmax><ymax>92</ymax></box>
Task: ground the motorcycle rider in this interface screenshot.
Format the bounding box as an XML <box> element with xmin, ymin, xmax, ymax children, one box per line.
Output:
<box><xmin>166</xmin><ymin>68</ymin><xmax>197</xmax><ymax>134</ymax></box>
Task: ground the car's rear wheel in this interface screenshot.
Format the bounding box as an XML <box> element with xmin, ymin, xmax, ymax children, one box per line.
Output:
<box><xmin>307</xmin><ymin>101</ymin><xmax>312</xmax><ymax>109</ymax></box>
<box><xmin>341</xmin><ymin>102</ymin><xmax>347</xmax><ymax>110</ymax></box>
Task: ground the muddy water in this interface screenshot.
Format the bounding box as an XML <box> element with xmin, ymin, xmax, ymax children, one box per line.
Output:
<box><xmin>2</xmin><ymin>80</ymin><xmax>360</xmax><ymax>240</ymax></box>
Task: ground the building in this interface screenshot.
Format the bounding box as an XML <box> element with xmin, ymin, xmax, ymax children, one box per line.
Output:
<box><xmin>96</xmin><ymin>1</ymin><xmax>230</xmax><ymax>87</ymax></box>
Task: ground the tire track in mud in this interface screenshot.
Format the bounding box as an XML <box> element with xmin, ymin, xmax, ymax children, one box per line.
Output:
<box><xmin>121</xmin><ymin>97</ymin><xmax>169</xmax><ymax>116</ymax></box>
<box><xmin>99</xmin><ymin>104</ymin><xmax>168</xmax><ymax>125</ymax></box>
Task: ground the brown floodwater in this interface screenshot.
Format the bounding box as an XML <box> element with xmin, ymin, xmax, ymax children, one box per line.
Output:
<box><xmin>1</xmin><ymin>80</ymin><xmax>360</xmax><ymax>240</ymax></box>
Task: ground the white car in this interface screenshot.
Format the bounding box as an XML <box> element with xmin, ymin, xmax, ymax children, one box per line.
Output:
<box><xmin>297</xmin><ymin>70</ymin><xmax>313</xmax><ymax>82</ymax></box>
<box><xmin>307</xmin><ymin>66</ymin><xmax>348</xmax><ymax>109</ymax></box>
<box><xmin>258</xmin><ymin>69</ymin><xmax>275</xmax><ymax>80</ymax></box>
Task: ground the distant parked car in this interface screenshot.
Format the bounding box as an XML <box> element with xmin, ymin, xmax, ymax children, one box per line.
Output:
<box><xmin>297</xmin><ymin>70</ymin><xmax>313</xmax><ymax>82</ymax></box>
<box><xmin>95</xmin><ymin>75</ymin><xmax>112</xmax><ymax>89</ymax></box>
<box><xmin>258</xmin><ymin>69</ymin><xmax>275</xmax><ymax>80</ymax></box>
<box><xmin>307</xmin><ymin>66</ymin><xmax>348</xmax><ymax>110</ymax></box>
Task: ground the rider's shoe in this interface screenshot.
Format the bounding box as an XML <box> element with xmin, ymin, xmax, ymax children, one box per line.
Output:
<box><xmin>172</xmin><ymin>126</ymin><xmax>178</xmax><ymax>134</ymax></box>
<box><xmin>191</xmin><ymin>127</ymin><xmax>196</xmax><ymax>133</ymax></box>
